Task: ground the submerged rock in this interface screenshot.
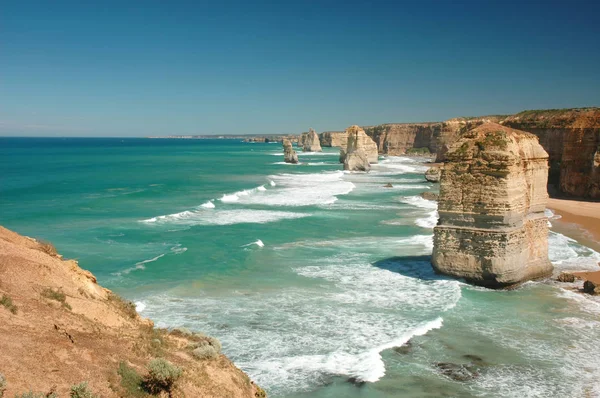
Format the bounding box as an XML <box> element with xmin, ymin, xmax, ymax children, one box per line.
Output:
<box><xmin>303</xmin><ymin>128</ymin><xmax>322</xmax><ymax>152</ymax></box>
<box><xmin>283</xmin><ymin>139</ymin><xmax>299</xmax><ymax>164</ymax></box>
<box><xmin>384</xmin><ymin>183</ymin><xmax>394</xmax><ymax>188</ymax></box>
<box><xmin>424</xmin><ymin>166</ymin><xmax>441</xmax><ymax>182</ymax></box>
<box><xmin>583</xmin><ymin>280</ymin><xmax>600</xmax><ymax>295</ymax></box>
<box><xmin>432</xmin><ymin>123</ymin><xmax>553</xmax><ymax>288</ymax></box>
<box><xmin>557</xmin><ymin>272</ymin><xmax>576</xmax><ymax>283</ymax></box>
<box><xmin>435</xmin><ymin>362</ymin><xmax>479</xmax><ymax>382</ymax></box>
<box><xmin>420</xmin><ymin>191</ymin><xmax>439</xmax><ymax>201</ymax></box>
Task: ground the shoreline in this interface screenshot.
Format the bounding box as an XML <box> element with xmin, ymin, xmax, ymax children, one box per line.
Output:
<box><xmin>547</xmin><ymin>198</ymin><xmax>600</xmax><ymax>285</ymax></box>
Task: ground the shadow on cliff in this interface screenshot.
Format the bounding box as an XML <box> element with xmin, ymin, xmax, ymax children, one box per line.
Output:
<box><xmin>373</xmin><ymin>255</ymin><xmax>447</xmax><ymax>281</ymax></box>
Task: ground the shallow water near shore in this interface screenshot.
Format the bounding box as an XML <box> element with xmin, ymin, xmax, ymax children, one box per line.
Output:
<box><xmin>2</xmin><ymin>137</ymin><xmax>600</xmax><ymax>397</ymax></box>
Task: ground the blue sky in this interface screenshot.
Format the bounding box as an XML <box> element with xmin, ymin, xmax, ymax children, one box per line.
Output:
<box><xmin>2</xmin><ymin>0</ymin><xmax>599</xmax><ymax>136</ymax></box>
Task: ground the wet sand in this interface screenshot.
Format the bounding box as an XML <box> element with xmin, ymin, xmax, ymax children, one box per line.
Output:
<box><xmin>548</xmin><ymin>198</ymin><xmax>600</xmax><ymax>282</ymax></box>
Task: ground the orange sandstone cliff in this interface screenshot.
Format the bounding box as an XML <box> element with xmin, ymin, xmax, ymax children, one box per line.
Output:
<box><xmin>0</xmin><ymin>226</ymin><xmax>265</xmax><ymax>398</ymax></box>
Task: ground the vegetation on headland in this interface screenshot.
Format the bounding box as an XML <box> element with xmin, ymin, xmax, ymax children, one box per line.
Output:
<box><xmin>406</xmin><ymin>147</ymin><xmax>431</xmax><ymax>155</ymax></box>
<box><xmin>0</xmin><ymin>294</ymin><xmax>17</xmax><ymax>314</ymax></box>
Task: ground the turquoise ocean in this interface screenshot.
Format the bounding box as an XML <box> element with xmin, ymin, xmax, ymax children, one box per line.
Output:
<box><xmin>2</xmin><ymin>137</ymin><xmax>600</xmax><ymax>397</ymax></box>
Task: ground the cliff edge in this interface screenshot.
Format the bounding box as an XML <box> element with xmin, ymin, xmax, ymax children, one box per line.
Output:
<box><xmin>0</xmin><ymin>226</ymin><xmax>264</xmax><ymax>397</ymax></box>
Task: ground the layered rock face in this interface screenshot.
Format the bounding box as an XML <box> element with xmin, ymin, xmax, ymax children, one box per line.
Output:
<box><xmin>297</xmin><ymin>132</ymin><xmax>308</xmax><ymax>147</ymax></box>
<box><xmin>303</xmin><ymin>128</ymin><xmax>322</xmax><ymax>152</ymax></box>
<box><xmin>433</xmin><ymin>117</ymin><xmax>506</xmax><ymax>162</ymax></box>
<box><xmin>364</xmin><ymin>123</ymin><xmax>440</xmax><ymax>155</ymax></box>
<box><xmin>320</xmin><ymin>131</ymin><xmax>348</xmax><ymax>147</ymax></box>
<box><xmin>340</xmin><ymin>125</ymin><xmax>378</xmax><ymax>166</ymax></box>
<box><xmin>283</xmin><ymin>139</ymin><xmax>299</xmax><ymax>164</ymax></box>
<box><xmin>432</xmin><ymin>123</ymin><xmax>553</xmax><ymax>288</ymax></box>
<box><xmin>502</xmin><ymin>108</ymin><xmax>600</xmax><ymax>199</ymax></box>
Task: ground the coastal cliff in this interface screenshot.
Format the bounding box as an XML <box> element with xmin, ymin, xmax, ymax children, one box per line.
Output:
<box><xmin>0</xmin><ymin>226</ymin><xmax>264</xmax><ymax>397</ymax></box>
<box><xmin>363</xmin><ymin>123</ymin><xmax>439</xmax><ymax>155</ymax></box>
<box><xmin>319</xmin><ymin>131</ymin><xmax>347</xmax><ymax>147</ymax></box>
<box><xmin>502</xmin><ymin>108</ymin><xmax>600</xmax><ymax>199</ymax></box>
<box><xmin>432</xmin><ymin>123</ymin><xmax>553</xmax><ymax>288</ymax></box>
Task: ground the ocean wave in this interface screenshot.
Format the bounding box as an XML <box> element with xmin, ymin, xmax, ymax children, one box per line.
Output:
<box><xmin>229</xmin><ymin>171</ymin><xmax>355</xmax><ymax>207</ymax></box>
<box><xmin>141</xmin><ymin>209</ymin><xmax>309</xmax><ymax>226</ymax></box>
<box><xmin>113</xmin><ymin>253</ymin><xmax>166</xmax><ymax>275</ymax></box>
<box><xmin>200</xmin><ymin>201</ymin><xmax>215</xmax><ymax>209</ymax></box>
<box><xmin>548</xmin><ymin>231</ymin><xmax>600</xmax><ymax>269</ymax></box>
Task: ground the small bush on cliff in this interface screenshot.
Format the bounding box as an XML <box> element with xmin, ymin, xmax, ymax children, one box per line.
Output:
<box><xmin>108</xmin><ymin>292</ymin><xmax>138</xmax><ymax>319</ymax></box>
<box><xmin>117</xmin><ymin>362</ymin><xmax>148</xmax><ymax>397</ymax></box>
<box><xmin>189</xmin><ymin>335</ymin><xmax>222</xmax><ymax>360</ymax></box>
<box><xmin>41</xmin><ymin>288</ymin><xmax>71</xmax><ymax>310</ymax></box>
<box><xmin>143</xmin><ymin>358</ymin><xmax>182</xmax><ymax>395</ymax></box>
<box><xmin>0</xmin><ymin>294</ymin><xmax>17</xmax><ymax>314</ymax></box>
<box><xmin>70</xmin><ymin>382</ymin><xmax>99</xmax><ymax>398</ymax></box>
<box><xmin>37</xmin><ymin>240</ymin><xmax>58</xmax><ymax>257</ymax></box>
<box><xmin>406</xmin><ymin>147</ymin><xmax>431</xmax><ymax>155</ymax></box>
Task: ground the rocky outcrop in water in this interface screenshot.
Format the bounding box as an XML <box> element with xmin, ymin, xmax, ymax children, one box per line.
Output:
<box><xmin>340</xmin><ymin>125</ymin><xmax>378</xmax><ymax>168</ymax></box>
<box><xmin>432</xmin><ymin>123</ymin><xmax>553</xmax><ymax>288</ymax></box>
<box><xmin>303</xmin><ymin>128</ymin><xmax>322</xmax><ymax>152</ymax></box>
<box><xmin>283</xmin><ymin>139</ymin><xmax>299</xmax><ymax>164</ymax></box>
<box><xmin>319</xmin><ymin>131</ymin><xmax>348</xmax><ymax>147</ymax></box>
<box><xmin>425</xmin><ymin>166</ymin><xmax>441</xmax><ymax>182</ymax></box>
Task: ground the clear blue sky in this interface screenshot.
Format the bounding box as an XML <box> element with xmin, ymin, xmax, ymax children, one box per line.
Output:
<box><xmin>2</xmin><ymin>0</ymin><xmax>599</xmax><ymax>136</ymax></box>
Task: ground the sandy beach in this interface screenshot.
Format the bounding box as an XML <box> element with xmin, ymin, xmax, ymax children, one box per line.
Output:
<box><xmin>548</xmin><ymin>198</ymin><xmax>600</xmax><ymax>283</ymax></box>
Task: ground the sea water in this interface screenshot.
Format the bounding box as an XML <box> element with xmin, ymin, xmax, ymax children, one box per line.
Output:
<box><xmin>1</xmin><ymin>137</ymin><xmax>600</xmax><ymax>397</ymax></box>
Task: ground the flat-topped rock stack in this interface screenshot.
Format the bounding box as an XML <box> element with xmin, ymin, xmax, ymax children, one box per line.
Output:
<box><xmin>303</xmin><ymin>128</ymin><xmax>322</xmax><ymax>152</ymax></box>
<box><xmin>432</xmin><ymin>123</ymin><xmax>553</xmax><ymax>288</ymax></box>
<box><xmin>341</xmin><ymin>125</ymin><xmax>379</xmax><ymax>171</ymax></box>
<box><xmin>283</xmin><ymin>139</ymin><xmax>299</xmax><ymax>164</ymax></box>
<box><xmin>320</xmin><ymin>131</ymin><xmax>348</xmax><ymax>147</ymax></box>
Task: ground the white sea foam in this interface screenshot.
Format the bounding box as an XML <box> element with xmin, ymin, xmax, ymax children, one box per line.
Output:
<box><xmin>230</xmin><ymin>171</ymin><xmax>355</xmax><ymax>207</ymax></box>
<box><xmin>241</xmin><ymin>239</ymin><xmax>265</xmax><ymax>248</ymax></box>
<box><xmin>269</xmin><ymin>180</ymin><xmax>276</xmax><ymax>187</ymax></box>
<box><xmin>200</xmin><ymin>201</ymin><xmax>215</xmax><ymax>209</ymax></box>
<box><xmin>135</xmin><ymin>301</ymin><xmax>146</xmax><ymax>312</ymax></box>
<box><xmin>137</xmin><ymin>242</ymin><xmax>459</xmax><ymax>393</ymax></box>
<box><xmin>548</xmin><ymin>231</ymin><xmax>600</xmax><ymax>270</ymax></box>
<box><xmin>257</xmin><ymin>186</ymin><xmax>266</xmax><ymax>191</ymax></box>
<box><xmin>142</xmin><ymin>209</ymin><xmax>309</xmax><ymax>226</ymax></box>
<box><xmin>113</xmin><ymin>253</ymin><xmax>166</xmax><ymax>275</ymax></box>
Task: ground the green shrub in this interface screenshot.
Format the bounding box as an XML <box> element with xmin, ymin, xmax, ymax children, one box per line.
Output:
<box><xmin>117</xmin><ymin>362</ymin><xmax>147</xmax><ymax>398</ymax></box>
<box><xmin>192</xmin><ymin>345</ymin><xmax>218</xmax><ymax>360</ymax></box>
<box><xmin>143</xmin><ymin>358</ymin><xmax>182</xmax><ymax>394</ymax></box>
<box><xmin>37</xmin><ymin>240</ymin><xmax>58</xmax><ymax>257</ymax></box>
<box><xmin>70</xmin><ymin>382</ymin><xmax>99</xmax><ymax>398</ymax></box>
<box><xmin>0</xmin><ymin>295</ymin><xmax>17</xmax><ymax>314</ymax></box>
<box><xmin>189</xmin><ymin>335</ymin><xmax>222</xmax><ymax>360</ymax></box>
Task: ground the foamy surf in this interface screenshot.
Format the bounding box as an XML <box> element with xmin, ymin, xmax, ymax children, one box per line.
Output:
<box><xmin>242</xmin><ymin>239</ymin><xmax>265</xmax><ymax>248</ymax></box>
<box><xmin>142</xmin><ymin>209</ymin><xmax>309</xmax><ymax>226</ymax></box>
<box><xmin>200</xmin><ymin>201</ymin><xmax>215</xmax><ymax>209</ymax></box>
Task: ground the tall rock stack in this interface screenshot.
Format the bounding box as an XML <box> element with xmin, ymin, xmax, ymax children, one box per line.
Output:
<box><xmin>282</xmin><ymin>139</ymin><xmax>299</xmax><ymax>164</ymax></box>
<box><xmin>303</xmin><ymin>128</ymin><xmax>322</xmax><ymax>152</ymax></box>
<box><xmin>342</xmin><ymin>125</ymin><xmax>379</xmax><ymax>171</ymax></box>
<box><xmin>340</xmin><ymin>125</ymin><xmax>379</xmax><ymax>166</ymax></box>
<box><xmin>432</xmin><ymin>123</ymin><xmax>553</xmax><ymax>288</ymax></box>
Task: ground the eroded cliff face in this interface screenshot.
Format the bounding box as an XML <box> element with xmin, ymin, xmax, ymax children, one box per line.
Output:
<box><xmin>432</xmin><ymin>123</ymin><xmax>553</xmax><ymax>288</ymax></box>
<box><xmin>502</xmin><ymin>108</ymin><xmax>600</xmax><ymax>199</ymax></box>
<box><xmin>340</xmin><ymin>125</ymin><xmax>379</xmax><ymax>169</ymax></box>
<box><xmin>303</xmin><ymin>128</ymin><xmax>322</xmax><ymax>152</ymax></box>
<box><xmin>319</xmin><ymin>131</ymin><xmax>347</xmax><ymax>147</ymax></box>
<box><xmin>363</xmin><ymin>123</ymin><xmax>440</xmax><ymax>155</ymax></box>
<box><xmin>0</xmin><ymin>226</ymin><xmax>264</xmax><ymax>397</ymax></box>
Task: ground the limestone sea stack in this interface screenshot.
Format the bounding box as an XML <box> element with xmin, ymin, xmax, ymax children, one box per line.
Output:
<box><xmin>283</xmin><ymin>139</ymin><xmax>299</xmax><ymax>164</ymax></box>
<box><xmin>432</xmin><ymin>123</ymin><xmax>553</xmax><ymax>288</ymax></box>
<box><xmin>342</xmin><ymin>125</ymin><xmax>379</xmax><ymax>171</ymax></box>
<box><xmin>340</xmin><ymin>125</ymin><xmax>379</xmax><ymax>166</ymax></box>
<box><xmin>303</xmin><ymin>128</ymin><xmax>322</xmax><ymax>152</ymax></box>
